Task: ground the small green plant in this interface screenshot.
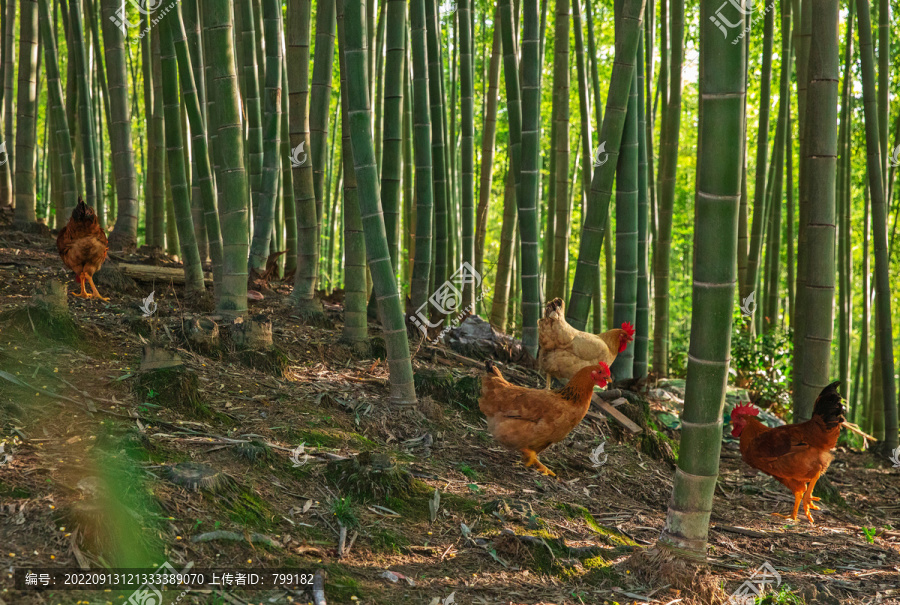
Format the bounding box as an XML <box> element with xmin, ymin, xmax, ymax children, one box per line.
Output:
<box><xmin>467</xmin><ymin>483</ymin><xmax>482</xmax><ymax>493</ymax></box>
<box><xmin>729</xmin><ymin>321</ymin><xmax>793</xmax><ymax>414</ymax></box>
<box><xmin>330</xmin><ymin>497</ymin><xmax>359</xmax><ymax>528</ymax></box>
<box><xmin>457</xmin><ymin>462</ymin><xmax>479</xmax><ymax>480</ymax></box>
<box><xmin>862</xmin><ymin>526</ymin><xmax>876</xmax><ymax>543</ymax></box>
<box><xmin>757</xmin><ymin>584</ymin><xmax>804</xmax><ymax>604</ymax></box>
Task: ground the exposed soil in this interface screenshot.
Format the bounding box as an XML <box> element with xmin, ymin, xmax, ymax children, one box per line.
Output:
<box><xmin>0</xmin><ymin>229</ymin><xmax>898</xmax><ymax>605</ymax></box>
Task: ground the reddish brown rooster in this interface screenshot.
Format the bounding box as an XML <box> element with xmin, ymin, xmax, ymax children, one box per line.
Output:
<box><xmin>479</xmin><ymin>360</ymin><xmax>611</xmax><ymax>476</ymax></box>
<box><xmin>731</xmin><ymin>381</ymin><xmax>845</xmax><ymax>524</ymax></box>
<box><xmin>57</xmin><ymin>198</ymin><xmax>109</xmax><ymax>301</ymax></box>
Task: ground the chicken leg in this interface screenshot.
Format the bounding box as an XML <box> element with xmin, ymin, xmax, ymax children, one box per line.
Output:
<box><xmin>772</xmin><ymin>490</ymin><xmax>805</xmax><ymax>523</ymax></box>
<box><xmin>85</xmin><ymin>274</ymin><xmax>109</xmax><ymax>301</ymax></box>
<box><xmin>521</xmin><ymin>449</ymin><xmax>556</xmax><ymax>477</ymax></box>
<box><xmin>799</xmin><ymin>473</ymin><xmax>823</xmax><ymax>524</ymax></box>
<box><xmin>71</xmin><ymin>273</ymin><xmax>90</xmax><ymax>298</ymax></box>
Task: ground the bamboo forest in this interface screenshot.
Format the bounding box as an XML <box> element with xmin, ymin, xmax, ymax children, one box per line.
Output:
<box><xmin>1</xmin><ymin>0</ymin><xmax>900</xmax><ymax>602</ymax></box>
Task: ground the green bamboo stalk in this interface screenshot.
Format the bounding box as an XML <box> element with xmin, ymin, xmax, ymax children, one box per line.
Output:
<box><xmin>280</xmin><ymin>56</ymin><xmax>295</xmax><ymax>275</ymax></box>
<box><xmin>373</xmin><ymin>0</ymin><xmax>385</xmax><ymax>171</ymax></box>
<box><xmin>310</xmin><ymin>0</ymin><xmax>336</xmax><ymax>227</ymax></box>
<box><xmin>238</xmin><ymin>0</ymin><xmax>263</xmax><ymax>220</ymax></box>
<box><xmin>490</xmin><ymin>168</ymin><xmax>516</xmax><ymax>332</ymax></box>
<box><xmin>459</xmin><ymin>0</ymin><xmax>475</xmax><ymax>308</ymax></box>
<box><xmin>502</xmin><ymin>0</ymin><xmax>542</xmax><ymax>356</ymax></box>
<box><xmin>336</xmin><ymin>0</ymin><xmax>368</xmax><ymax>344</ymax></box>
<box><xmin>836</xmin><ymin>3</ymin><xmax>853</xmax><ymax>395</ymax></box>
<box><xmin>204</xmin><ymin>0</ymin><xmax>251</xmax><ymax>314</ymax></box>
<box><xmin>424</xmin><ymin>0</ymin><xmax>449</xmax><ymax>289</ymax></box>
<box><xmin>794</xmin><ymin>0</ymin><xmax>839</xmax><ymax>422</ymax></box>
<box><xmin>408</xmin><ymin>0</ymin><xmax>435</xmax><ymax>311</ymax></box>
<box><xmin>742</xmin><ymin>0</ymin><xmax>775</xmax><ymax>335</ymax></box>
<box><xmin>69</xmin><ymin>0</ymin><xmax>100</xmax><ymax>223</ymax></box>
<box><xmin>791</xmin><ymin>0</ymin><xmax>811</xmax><ymax>410</ymax></box>
<box><xmin>584</xmin><ymin>0</ymin><xmax>604</xmax><ymax>333</ymax></box>
<box><xmin>0</xmin><ymin>0</ymin><xmax>11</xmax><ymax>208</ymax></box>
<box><xmin>380</xmin><ymin>0</ymin><xmax>407</xmax><ymax>278</ymax></box>
<box><xmin>656</xmin><ymin>0</ymin><xmax>745</xmax><ymax>558</ymax></box>
<box><xmin>573</xmin><ymin>0</ymin><xmax>591</xmax><ymax>213</ymax></box>
<box><xmin>101</xmin><ymin>0</ymin><xmax>139</xmax><ymax>250</ymax></box>
<box><xmin>150</xmin><ymin>24</ymin><xmax>166</xmax><ymax>248</ymax></box>
<box><xmin>170</xmin><ymin>4</ymin><xmax>224</xmax><ymax>289</ymax></box>
<box><xmin>549</xmin><ymin>0</ymin><xmax>570</xmax><ymax>301</ymax></box>
<box><xmin>634</xmin><ymin>26</ymin><xmax>649</xmax><ymax>380</ymax></box>
<box><xmin>13</xmin><ymin>0</ymin><xmax>39</xmax><ymax>225</ymax></box>
<box><xmin>855</xmin><ymin>0</ymin><xmax>898</xmax><ymax>450</ymax></box>
<box><xmin>339</xmin><ymin>0</ymin><xmax>416</xmax><ymax>404</ymax></box>
<box><xmin>248</xmin><ymin>0</ymin><xmax>284</xmax><ymax>279</ymax></box>
<box><xmin>877</xmin><ymin>0</ymin><xmax>888</xmax><ymax>192</ymax></box>
<box><xmin>160</xmin><ymin>14</ymin><xmax>205</xmax><ymax>294</ymax></box>
<box><xmin>285</xmin><ymin>0</ymin><xmax>322</xmax><ymax>317</ymax></box>
<box><xmin>566</xmin><ymin>0</ymin><xmax>646</xmax><ymax>331</ymax></box>
<box><xmin>474</xmin><ymin>7</ymin><xmax>501</xmax><ymax>280</ymax></box>
<box><xmin>37</xmin><ymin>0</ymin><xmax>76</xmax><ymax>217</ymax></box>
<box><xmin>651</xmin><ymin>0</ymin><xmax>681</xmax><ymax>375</ymax></box>
<box><xmin>401</xmin><ymin>46</ymin><xmax>414</xmax><ymax>289</ymax></box>
<box><xmin>610</xmin><ymin>60</ymin><xmax>638</xmax><ymax>381</ymax></box>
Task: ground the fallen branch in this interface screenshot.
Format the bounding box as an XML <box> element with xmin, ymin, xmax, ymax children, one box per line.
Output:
<box><xmin>841</xmin><ymin>421</ymin><xmax>877</xmax><ymax>443</ymax></box>
<box><xmin>711</xmin><ymin>524</ymin><xmax>768</xmax><ymax>539</ymax></box>
<box><xmin>191</xmin><ymin>530</ymin><xmax>280</xmax><ymax>548</ymax></box>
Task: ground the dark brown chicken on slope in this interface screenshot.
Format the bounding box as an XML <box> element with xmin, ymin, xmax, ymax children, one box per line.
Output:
<box><xmin>57</xmin><ymin>198</ymin><xmax>109</xmax><ymax>301</ymax></box>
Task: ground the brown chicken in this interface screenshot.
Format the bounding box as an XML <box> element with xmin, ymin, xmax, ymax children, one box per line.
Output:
<box><xmin>538</xmin><ymin>297</ymin><xmax>634</xmax><ymax>385</ymax></box>
<box><xmin>731</xmin><ymin>381</ymin><xmax>845</xmax><ymax>524</ymax></box>
<box><xmin>57</xmin><ymin>198</ymin><xmax>109</xmax><ymax>301</ymax></box>
<box><xmin>479</xmin><ymin>360</ymin><xmax>611</xmax><ymax>476</ymax></box>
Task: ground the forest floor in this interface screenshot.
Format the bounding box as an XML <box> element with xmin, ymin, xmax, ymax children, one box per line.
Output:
<box><xmin>0</xmin><ymin>227</ymin><xmax>898</xmax><ymax>605</ymax></box>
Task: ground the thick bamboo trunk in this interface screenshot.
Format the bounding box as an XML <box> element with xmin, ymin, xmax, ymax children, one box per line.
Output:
<box><xmin>13</xmin><ymin>0</ymin><xmax>39</xmax><ymax>225</ymax></box>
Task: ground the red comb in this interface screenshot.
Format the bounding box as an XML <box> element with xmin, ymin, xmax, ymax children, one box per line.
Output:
<box><xmin>621</xmin><ymin>322</ymin><xmax>635</xmax><ymax>337</ymax></box>
<box><xmin>731</xmin><ymin>402</ymin><xmax>759</xmax><ymax>417</ymax></box>
<box><xmin>597</xmin><ymin>361</ymin><xmax>611</xmax><ymax>376</ymax></box>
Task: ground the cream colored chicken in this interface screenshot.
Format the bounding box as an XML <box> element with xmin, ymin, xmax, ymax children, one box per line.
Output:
<box><xmin>538</xmin><ymin>298</ymin><xmax>634</xmax><ymax>385</ymax></box>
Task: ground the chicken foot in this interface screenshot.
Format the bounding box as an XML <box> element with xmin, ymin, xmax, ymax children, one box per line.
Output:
<box><xmin>798</xmin><ymin>473</ymin><xmax>823</xmax><ymax>524</ymax></box>
<box><xmin>85</xmin><ymin>274</ymin><xmax>109</xmax><ymax>301</ymax></box>
<box><xmin>521</xmin><ymin>449</ymin><xmax>556</xmax><ymax>477</ymax></box>
<box><xmin>71</xmin><ymin>273</ymin><xmax>90</xmax><ymax>298</ymax></box>
<box><xmin>771</xmin><ymin>490</ymin><xmax>806</xmax><ymax>523</ymax></box>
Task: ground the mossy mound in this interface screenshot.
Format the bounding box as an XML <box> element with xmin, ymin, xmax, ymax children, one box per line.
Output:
<box><xmin>165</xmin><ymin>462</ymin><xmax>235</xmax><ymax>493</ymax></box>
<box><xmin>134</xmin><ymin>366</ymin><xmax>211</xmax><ymax>419</ymax></box>
<box><xmin>238</xmin><ymin>347</ymin><xmax>289</xmax><ymax>377</ymax></box>
<box><xmin>0</xmin><ymin>281</ymin><xmax>78</xmax><ymax>343</ymax></box>
<box><xmin>325</xmin><ymin>452</ymin><xmax>413</xmax><ymax>502</ymax></box>
<box><xmin>233</xmin><ymin>439</ymin><xmax>274</xmax><ymax>464</ymax></box>
<box><xmin>608</xmin><ymin>397</ymin><xmax>678</xmax><ymax>467</ymax></box>
<box><xmin>414</xmin><ymin>369</ymin><xmax>481</xmax><ymax>411</ymax></box>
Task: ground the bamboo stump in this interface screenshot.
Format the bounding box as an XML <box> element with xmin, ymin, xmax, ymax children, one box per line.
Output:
<box><xmin>134</xmin><ymin>345</ymin><xmax>210</xmax><ymax>418</ymax></box>
<box><xmin>230</xmin><ymin>315</ymin><xmax>288</xmax><ymax>377</ymax></box>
